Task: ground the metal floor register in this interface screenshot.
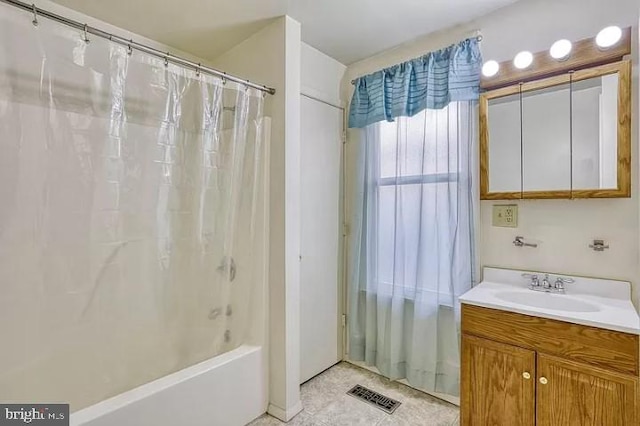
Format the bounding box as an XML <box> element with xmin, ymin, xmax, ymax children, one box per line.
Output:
<box><xmin>346</xmin><ymin>384</ymin><xmax>401</xmax><ymax>414</ymax></box>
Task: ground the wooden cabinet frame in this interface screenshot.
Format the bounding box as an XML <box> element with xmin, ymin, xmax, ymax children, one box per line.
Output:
<box><xmin>480</xmin><ymin>60</ymin><xmax>631</xmax><ymax>200</ymax></box>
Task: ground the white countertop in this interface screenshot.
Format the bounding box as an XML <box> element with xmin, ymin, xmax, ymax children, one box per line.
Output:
<box><xmin>459</xmin><ymin>267</ymin><xmax>640</xmax><ymax>335</ymax></box>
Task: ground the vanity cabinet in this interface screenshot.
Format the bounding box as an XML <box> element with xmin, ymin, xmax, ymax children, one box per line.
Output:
<box><xmin>462</xmin><ymin>334</ymin><xmax>535</xmax><ymax>425</ymax></box>
<box><xmin>461</xmin><ymin>304</ymin><xmax>639</xmax><ymax>425</ymax></box>
<box><xmin>536</xmin><ymin>354</ymin><xmax>638</xmax><ymax>426</ymax></box>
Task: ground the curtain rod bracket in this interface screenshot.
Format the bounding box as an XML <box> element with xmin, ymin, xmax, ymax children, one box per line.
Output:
<box><xmin>31</xmin><ymin>3</ymin><xmax>37</xmax><ymax>26</ymax></box>
<box><xmin>83</xmin><ymin>24</ymin><xmax>90</xmax><ymax>43</ymax></box>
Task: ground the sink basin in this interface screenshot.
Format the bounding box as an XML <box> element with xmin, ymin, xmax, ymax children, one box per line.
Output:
<box><xmin>495</xmin><ymin>291</ymin><xmax>600</xmax><ymax>313</ymax></box>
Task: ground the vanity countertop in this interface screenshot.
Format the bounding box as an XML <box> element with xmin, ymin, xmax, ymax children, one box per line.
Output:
<box><xmin>459</xmin><ymin>267</ymin><xmax>640</xmax><ymax>335</ymax></box>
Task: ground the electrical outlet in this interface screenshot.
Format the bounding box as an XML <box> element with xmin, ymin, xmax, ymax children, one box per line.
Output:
<box><xmin>492</xmin><ymin>204</ymin><xmax>518</xmax><ymax>228</ymax></box>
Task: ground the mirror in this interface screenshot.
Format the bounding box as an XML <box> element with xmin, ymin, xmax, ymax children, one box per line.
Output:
<box><xmin>522</xmin><ymin>82</ymin><xmax>572</xmax><ymax>193</ymax></box>
<box><xmin>480</xmin><ymin>60</ymin><xmax>631</xmax><ymax>199</ymax></box>
<box><xmin>571</xmin><ymin>74</ymin><xmax>619</xmax><ymax>190</ymax></box>
<box><xmin>487</xmin><ymin>93</ymin><xmax>521</xmax><ymax>193</ymax></box>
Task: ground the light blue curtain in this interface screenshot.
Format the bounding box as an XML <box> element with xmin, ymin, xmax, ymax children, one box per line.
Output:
<box><xmin>347</xmin><ymin>102</ymin><xmax>476</xmax><ymax>396</ymax></box>
<box><xmin>348</xmin><ymin>38</ymin><xmax>481</xmax><ymax>128</ymax></box>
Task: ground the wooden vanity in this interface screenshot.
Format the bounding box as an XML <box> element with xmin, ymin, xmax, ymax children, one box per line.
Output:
<box><xmin>460</xmin><ymin>304</ymin><xmax>639</xmax><ymax>425</ymax></box>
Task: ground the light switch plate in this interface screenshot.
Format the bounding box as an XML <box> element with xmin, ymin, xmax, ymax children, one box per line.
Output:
<box><xmin>492</xmin><ymin>204</ymin><xmax>518</xmax><ymax>228</ymax></box>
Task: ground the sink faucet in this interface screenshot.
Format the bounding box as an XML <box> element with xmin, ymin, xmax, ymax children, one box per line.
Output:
<box><xmin>542</xmin><ymin>274</ymin><xmax>551</xmax><ymax>290</ymax></box>
<box><xmin>522</xmin><ymin>272</ymin><xmax>574</xmax><ymax>294</ymax></box>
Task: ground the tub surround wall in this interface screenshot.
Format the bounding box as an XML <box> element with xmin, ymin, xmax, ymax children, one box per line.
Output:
<box><xmin>343</xmin><ymin>0</ymin><xmax>640</xmax><ymax>305</ymax></box>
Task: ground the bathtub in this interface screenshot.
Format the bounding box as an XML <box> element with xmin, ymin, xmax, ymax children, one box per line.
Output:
<box><xmin>70</xmin><ymin>345</ymin><xmax>267</xmax><ymax>426</ymax></box>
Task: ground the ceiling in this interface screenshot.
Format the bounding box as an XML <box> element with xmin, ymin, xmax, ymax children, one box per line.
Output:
<box><xmin>50</xmin><ymin>0</ymin><xmax>521</xmax><ymax>64</ymax></box>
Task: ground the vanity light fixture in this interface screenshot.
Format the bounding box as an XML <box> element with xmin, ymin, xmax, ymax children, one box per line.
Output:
<box><xmin>482</xmin><ymin>60</ymin><xmax>500</xmax><ymax>77</ymax></box>
<box><xmin>596</xmin><ymin>26</ymin><xmax>622</xmax><ymax>49</ymax></box>
<box><xmin>549</xmin><ymin>39</ymin><xmax>572</xmax><ymax>60</ymax></box>
<box><xmin>513</xmin><ymin>51</ymin><xmax>533</xmax><ymax>69</ymax></box>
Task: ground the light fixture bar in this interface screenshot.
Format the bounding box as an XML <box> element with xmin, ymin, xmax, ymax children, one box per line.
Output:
<box><xmin>480</xmin><ymin>26</ymin><xmax>631</xmax><ymax>90</ymax></box>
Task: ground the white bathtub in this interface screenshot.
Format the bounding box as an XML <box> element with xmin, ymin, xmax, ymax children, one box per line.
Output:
<box><xmin>71</xmin><ymin>345</ymin><xmax>267</xmax><ymax>426</ymax></box>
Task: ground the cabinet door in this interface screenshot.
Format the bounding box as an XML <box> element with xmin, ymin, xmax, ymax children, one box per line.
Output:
<box><xmin>461</xmin><ymin>334</ymin><xmax>536</xmax><ymax>426</ymax></box>
<box><xmin>537</xmin><ymin>354</ymin><xmax>638</xmax><ymax>426</ymax></box>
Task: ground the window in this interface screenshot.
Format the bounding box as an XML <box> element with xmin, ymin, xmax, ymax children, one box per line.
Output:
<box><xmin>371</xmin><ymin>104</ymin><xmax>468</xmax><ymax>301</ymax></box>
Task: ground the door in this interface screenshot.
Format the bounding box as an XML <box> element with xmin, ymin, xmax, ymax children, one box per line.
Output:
<box><xmin>537</xmin><ymin>354</ymin><xmax>638</xmax><ymax>426</ymax></box>
<box><xmin>461</xmin><ymin>334</ymin><xmax>536</xmax><ymax>426</ymax></box>
<box><xmin>299</xmin><ymin>95</ymin><xmax>343</xmax><ymax>383</ymax></box>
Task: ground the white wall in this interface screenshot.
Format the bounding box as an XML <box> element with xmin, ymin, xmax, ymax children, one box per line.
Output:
<box><xmin>28</xmin><ymin>0</ymin><xmax>225</xmax><ymax>70</ymax></box>
<box><xmin>343</xmin><ymin>0</ymin><xmax>640</xmax><ymax>304</ymax></box>
<box><xmin>301</xmin><ymin>43</ymin><xmax>346</xmax><ymax>106</ymax></box>
<box><xmin>213</xmin><ymin>17</ymin><xmax>303</xmax><ymax>421</ymax></box>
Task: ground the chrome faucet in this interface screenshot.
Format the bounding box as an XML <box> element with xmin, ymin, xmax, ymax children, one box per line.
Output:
<box><xmin>522</xmin><ymin>273</ymin><xmax>574</xmax><ymax>294</ymax></box>
<box><xmin>541</xmin><ymin>274</ymin><xmax>551</xmax><ymax>290</ymax></box>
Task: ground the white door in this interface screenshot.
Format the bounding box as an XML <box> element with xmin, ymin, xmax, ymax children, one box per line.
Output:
<box><xmin>300</xmin><ymin>95</ymin><xmax>342</xmax><ymax>383</ymax></box>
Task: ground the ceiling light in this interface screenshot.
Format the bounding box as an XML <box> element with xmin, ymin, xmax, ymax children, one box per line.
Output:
<box><xmin>596</xmin><ymin>26</ymin><xmax>622</xmax><ymax>49</ymax></box>
<box><xmin>482</xmin><ymin>60</ymin><xmax>500</xmax><ymax>77</ymax></box>
<box><xmin>549</xmin><ymin>39</ymin><xmax>572</xmax><ymax>60</ymax></box>
<box><xmin>513</xmin><ymin>51</ymin><xmax>533</xmax><ymax>69</ymax></box>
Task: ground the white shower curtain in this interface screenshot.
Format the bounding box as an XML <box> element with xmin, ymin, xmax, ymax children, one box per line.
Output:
<box><xmin>0</xmin><ymin>6</ymin><xmax>266</xmax><ymax>411</ymax></box>
<box><xmin>348</xmin><ymin>102</ymin><xmax>476</xmax><ymax>396</ymax></box>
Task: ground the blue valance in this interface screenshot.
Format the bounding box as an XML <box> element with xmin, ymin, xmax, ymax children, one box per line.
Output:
<box><xmin>348</xmin><ymin>38</ymin><xmax>482</xmax><ymax>128</ymax></box>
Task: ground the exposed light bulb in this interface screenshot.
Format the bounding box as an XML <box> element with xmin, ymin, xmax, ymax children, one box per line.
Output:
<box><xmin>482</xmin><ymin>60</ymin><xmax>500</xmax><ymax>77</ymax></box>
<box><xmin>513</xmin><ymin>51</ymin><xmax>533</xmax><ymax>69</ymax></box>
<box><xmin>549</xmin><ymin>39</ymin><xmax>572</xmax><ymax>60</ymax></box>
<box><xmin>596</xmin><ymin>26</ymin><xmax>622</xmax><ymax>48</ymax></box>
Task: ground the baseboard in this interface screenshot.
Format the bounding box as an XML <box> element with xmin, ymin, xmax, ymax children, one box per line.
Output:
<box><xmin>267</xmin><ymin>401</ymin><xmax>303</xmax><ymax>422</ymax></box>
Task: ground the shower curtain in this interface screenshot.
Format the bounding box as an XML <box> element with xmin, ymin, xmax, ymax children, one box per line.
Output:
<box><xmin>0</xmin><ymin>6</ymin><xmax>266</xmax><ymax>411</ymax></box>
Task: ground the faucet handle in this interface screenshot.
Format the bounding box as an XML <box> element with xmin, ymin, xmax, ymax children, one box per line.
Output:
<box><xmin>522</xmin><ymin>273</ymin><xmax>539</xmax><ymax>287</ymax></box>
<box><xmin>554</xmin><ymin>276</ymin><xmax>574</xmax><ymax>290</ymax></box>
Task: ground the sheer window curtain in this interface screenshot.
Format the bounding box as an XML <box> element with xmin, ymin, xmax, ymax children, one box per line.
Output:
<box><xmin>347</xmin><ymin>101</ymin><xmax>476</xmax><ymax>396</ymax></box>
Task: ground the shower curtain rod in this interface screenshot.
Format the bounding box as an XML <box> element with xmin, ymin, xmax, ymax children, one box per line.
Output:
<box><xmin>0</xmin><ymin>0</ymin><xmax>277</xmax><ymax>95</ymax></box>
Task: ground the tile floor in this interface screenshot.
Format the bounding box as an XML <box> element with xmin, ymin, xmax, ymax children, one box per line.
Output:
<box><xmin>248</xmin><ymin>362</ymin><xmax>459</xmax><ymax>426</ymax></box>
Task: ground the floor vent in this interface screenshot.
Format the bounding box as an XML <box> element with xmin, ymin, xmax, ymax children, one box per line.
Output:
<box><xmin>346</xmin><ymin>384</ymin><xmax>401</xmax><ymax>414</ymax></box>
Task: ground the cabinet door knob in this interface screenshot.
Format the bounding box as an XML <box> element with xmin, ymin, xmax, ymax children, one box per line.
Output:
<box><xmin>539</xmin><ymin>377</ymin><xmax>548</xmax><ymax>385</ymax></box>
<box><xmin>522</xmin><ymin>372</ymin><xmax>531</xmax><ymax>380</ymax></box>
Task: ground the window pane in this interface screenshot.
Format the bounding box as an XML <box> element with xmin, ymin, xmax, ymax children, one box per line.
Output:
<box><xmin>377</xmin><ymin>185</ymin><xmax>396</xmax><ymax>287</ymax></box>
<box><xmin>379</xmin><ymin>120</ymin><xmax>397</xmax><ymax>179</ymax></box>
<box><xmin>376</xmin><ymin>182</ymin><xmax>458</xmax><ymax>298</ymax></box>
<box><xmin>378</xmin><ymin>106</ymin><xmax>459</xmax><ymax>181</ymax></box>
